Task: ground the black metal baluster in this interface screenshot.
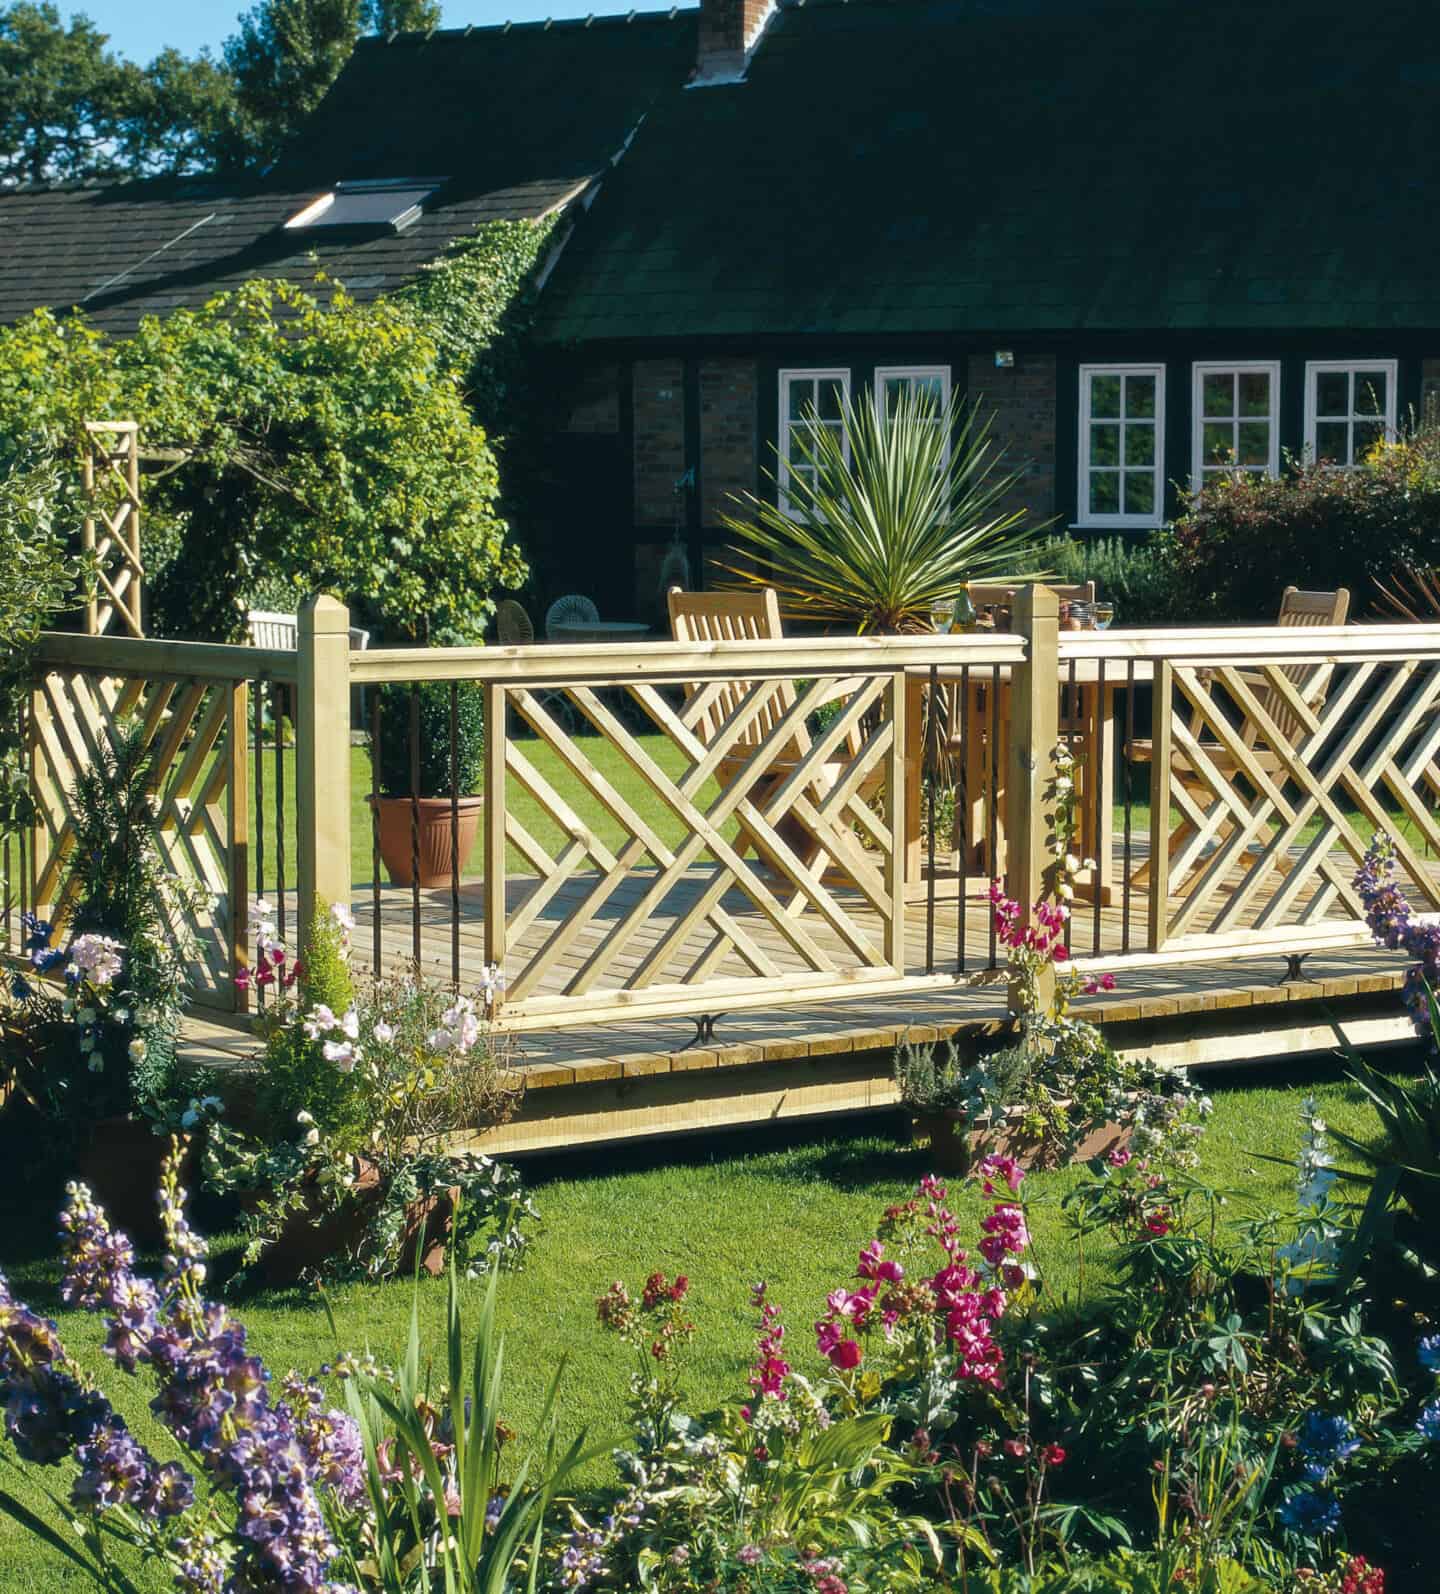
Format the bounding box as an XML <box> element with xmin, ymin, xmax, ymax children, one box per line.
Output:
<box><xmin>409</xmin><ymin>685</ymin><xmax>421</xmax><ymax>966</ymax></box>
<box><xmin>1123</xmin><ymin>659</ymin><xmax>1135</xmax><ymax>954</ymax></box>
<box><xmin>253</xmin><ymin>679</ymin><xmax>265</xmax><ymax>1011</ymax></box>
<box><xmin>988</xmin><ymin>662</ymin><xmax>1000</xmax><ymax>969</ymax></box>
<box><xmin>958</xmin><ymin>663</ymin><xmax>970</xmax><ymax>974</ymax></box>
<box><xmin>1065</xmin><ymin>654</ymin><xmax>1078</xmax><ymax>955</ymax></box>
<box><xmin>1093</xmin><ymin>657</ymin><xmax>1105</xmax><ymax>956</ymax></box>
<box><xmin>924</xmin><ymin>665</ymin><xmax>937</xmax><ymax>976</ymax></box>
<box><xmin>449</xmin><ymin>681</ymin><xmax>461</xmax><ymax>988</ymax></box>
<box><xmin>371</xmin><ymin>690</ymin><xmax>383</xmax><ymax>977</ymax></box>
<box><xmin>273</xmin><ymin>680</ymin><xmax>286</xmax><ymax>947</ymax></box>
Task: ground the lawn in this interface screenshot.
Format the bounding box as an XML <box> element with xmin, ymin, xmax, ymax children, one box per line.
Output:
<box><xmin>0</xmin><ymin>1061</ymin><xmax>1394</xmax><ymax>1588</ymax></box>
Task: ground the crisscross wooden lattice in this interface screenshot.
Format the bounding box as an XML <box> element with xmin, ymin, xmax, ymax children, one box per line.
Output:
<box><xmin>82</xmin><ymin>422</ymin><xmax>144</xmax><ymax>637</ymax></box>
<box><xmin>1149</xmin><ymin>656</ymin><xmax>1440</xmax><ymax>950</ymax></box>
<box><xmin>29</xmin><ymin>668</ymin><xmax>249</xmax><ymax>1010</ymax></box>
<box><xmin>487</xmin><ymin>669</ymin><xmax>908</xmax><ymax>1027</ymax></box>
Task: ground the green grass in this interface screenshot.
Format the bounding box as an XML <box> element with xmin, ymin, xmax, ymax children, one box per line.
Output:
<box><xmin>0</xmin><ymin>1063</ymin><xmax>1398</xmax><ymax>1587</ymax></box>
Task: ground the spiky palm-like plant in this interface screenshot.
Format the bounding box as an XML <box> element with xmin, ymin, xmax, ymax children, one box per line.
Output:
<box><xmin>718</xmin><ymin>383</ymin><xmax>1049</xmax><ymax>633</ymax></box>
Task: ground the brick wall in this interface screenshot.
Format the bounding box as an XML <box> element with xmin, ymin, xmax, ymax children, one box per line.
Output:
<box><xmin>1424</xmin><ymin>358</ymin><xmax>1440</xmax><ymax>424</ymax></box>
<box><xmin>700</xmin><ymin>358</ymin><xmax>757</xmax><ymax>526</ymax></box>
<box><xmin>966</xmin><ymin>354</ymin><xmax>1057</xmax><ymax>527</ymax></box>
<box><xmin>563</xmin><ymin>363</ymin><xmax>620</xmax><ymax>434</ymax></box>
<box><xmin>633</xmin><ymin>358</ymin><xmax>686</xmax><ymax>527</ymax></box>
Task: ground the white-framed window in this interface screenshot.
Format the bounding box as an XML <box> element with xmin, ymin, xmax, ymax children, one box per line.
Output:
<box><xmin>874</xmin><ymin>365</ymin><xmax>951</xmax><ymax>464</ymax></box>
<box><xmin>1078</xmin><ymin>364</ymin><xmax>1165</xmax><ymax>527</ymax></box>
<box><xmin>778</xmin><ymin>368</ymin><xmax>850</xmax><ymax>515</ymax></box>
<box><xmin>1304</xmin><ymin>361</ymin><xmax>1398</xmax><ymax>466</ymax></box>
<box><xmin>1191</xmin><ymin>362</ymin><xmax>1280</xmax><ymax>490</ymax></box>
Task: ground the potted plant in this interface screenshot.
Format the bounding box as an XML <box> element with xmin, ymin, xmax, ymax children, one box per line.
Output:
<box><xmin>894</xmin><ymin>1030</ymin><xmax>1030</xmax><ymax>1173</ymax></box>
<box><xmin>210</xmin><ymin>903</ymin><xmax>533</xmax><ymax>1282</ymax></box>
<box><xmin>371</xmin><ymin>678</ymin><xmax>485</xmax><ymax>888</ymax></box>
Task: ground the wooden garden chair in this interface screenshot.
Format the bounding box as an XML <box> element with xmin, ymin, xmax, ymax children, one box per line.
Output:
<box><xmin>1125</xmin><ymin>585</ymin><xmax>1350</xmax><ymax>888</ymax></box>
<box><xmin>667</xmin><ymin>586</ymin><xmax>883</xmax><ymax>883</ymax></box>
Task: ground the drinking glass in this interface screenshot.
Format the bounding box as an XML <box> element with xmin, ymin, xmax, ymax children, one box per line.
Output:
<box><xmin>1094</xmin><ymin>601</ymin><xmax>1116</xmax><ymax>630</ymax></box>
<box><xmin>930</xmin><ymin>601</ymin><xmax>953</xmax><ymax>634</ymax></box>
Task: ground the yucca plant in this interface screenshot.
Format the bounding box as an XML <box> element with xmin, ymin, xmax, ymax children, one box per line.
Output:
<box><xmin>718</xmin><ymin>383</ymin><xmax>1049</xmax><ymax>633</ymax></box>
<box><xmin>1375</xmin><ymin>560</ymin><xmax>1440</xmax><ymax>622</ymax></box>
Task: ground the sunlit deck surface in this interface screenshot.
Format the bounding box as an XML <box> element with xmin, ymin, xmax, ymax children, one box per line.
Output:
<box><xmin>175</xmin><ymin>859</ymin><xmax>1418</xmax><ymax>1153</ymax></box>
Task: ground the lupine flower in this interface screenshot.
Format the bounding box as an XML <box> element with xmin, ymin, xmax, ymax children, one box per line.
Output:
<box><xmin>1356</xmin><ymin>836</ymin><xmax>1440</xmax><ymax>1040</ymax></box>
<box><xmin>1418</xmin><ymin>1334</ymin><xmax>1440</xmax><ymax>1372</ymax></box>
<box><xmin>1416</xmin><ymin>1400</ymin><xmax>1440</xmax><ymax>1442</ymax></box>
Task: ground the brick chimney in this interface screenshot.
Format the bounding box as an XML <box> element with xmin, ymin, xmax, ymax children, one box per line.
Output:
<box><xmin>693</xmin><ymin>0</ymin><xmax>774</xmax><ymax>85</ymax></box>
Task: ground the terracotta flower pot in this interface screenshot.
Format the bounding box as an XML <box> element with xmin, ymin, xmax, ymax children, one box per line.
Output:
<box><xmin>910</xmin><ymin>1110</ymin><xmax>977</xmax><ymax>1174</ymax></box>
<box><xmin>911</xmin><ymin>1108</ymin><xmax>1130</xmax><ymax>1176</ymax></box>
<box><xmin>371</xmin><ymin>795</ymin><xmax>482</xmax><ymax>889</ymax></box>
<box><xmin>257</xmin><ymin>1159</ymin><xmax>457</xmax><ymax>1284</ymax></box>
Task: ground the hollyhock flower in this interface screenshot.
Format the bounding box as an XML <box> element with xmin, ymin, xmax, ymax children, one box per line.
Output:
<box><xmin>323</xmin><ymin>1039</ymin><xmax>360</xmax><ymax>1071</ymax></box>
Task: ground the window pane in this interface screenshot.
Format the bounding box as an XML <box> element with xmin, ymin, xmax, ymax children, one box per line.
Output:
<box><xmin>1238</xmin><ymin>372</ymin><xmax>1271</xmax><ymax>417</ymax></box>
<box><xmin>1090</xmin><ymin>472</ymin><xmax>1120</xmax><ymax>514</ymax></box>
<box><xmin>1090</xmin><ymin>424</ymin><xmax>1119</xmax><ymax>467</ymax></box>
<box><xmin>1315</xmin><ymin>421</ymin><xmax>1350</xmax><ymax>462</ymax></box>
<box><xmin>1124</xmin><ymin>424</ymin><xmax>1155</xmax><ymax>467</ymax></box>
<box><xmin>1123</xmin><ymin>472</ymin><xmax>1155</xmax><ymax>515</ymax></box>
<box><xmin>1354</xmin><ymin>373</ymin><xmax>1387</xmax><ymax>417</ymax></box>
<box><xmin>882</xmin><ymin>378</ymin><xmax>905</xmax><ymax>418</ymax></box>
<box><xmin>1237</xmin><ymin>421</ymin><xmax>1270</xmax><ymax>467</ymax></box>
<box><xmin>1202</xmin><ymin>373</ymin><xmax>1233</xmax><ymax>418</ymax></box>
<box><xmin>1315</xmin><ymin>371</ymin><xmax>1348</xmax><ymax>416</ymax></box>
<box><xmin>1090</xmin><ymin>374</ymin><xmax>1121</xmax><ymax>419</ymax></box>
<box><xmin>1353</xmin><ymin>421</ymin><xmax>1385</xmax><ymax>459</ymax></box>
<box><xmin>817</xmin><ymin>379</ymin><xmax>845</xmax><ymax>421</ymax></box>
<box><xmin>787</xmin><ymin>381</ymin><xmax>814</xmax><ymax>421</ymax></box>
<box><xmin>1125</xmin><ymin>374</ymin><xmax>1157</xmax><ymax>418</ymax></box>
<box><xmin>1202</xmin><ymin>421</ymin><xmax>1233</xmax><ymax>465</ymax></box>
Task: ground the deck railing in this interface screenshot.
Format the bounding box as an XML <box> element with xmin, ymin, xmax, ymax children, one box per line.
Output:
<box><xmin>13</xmin><ymin>592</ymin><xmax>1440</xmax><ymax>1032</ymax></box>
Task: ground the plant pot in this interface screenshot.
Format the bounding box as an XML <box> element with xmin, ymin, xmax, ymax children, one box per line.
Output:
<box><xmin>911</xmin><ymin>1108</ymin><xmax>1130</xmax><ymax>1176</ymax></box>
<box><xmin>79</xmin><ymin>1115</ymin><xmax>189</xmax><ymax>1242</ymax></box>
<box><xmin>371</xmin><ymin>795</ymin><xmax>482</xmax><ymax>889</ymax></box>
<box><xmin>256</xmin><ymin>1159</ymin><xmax>457</xmax><ymax>1284</ymax></box>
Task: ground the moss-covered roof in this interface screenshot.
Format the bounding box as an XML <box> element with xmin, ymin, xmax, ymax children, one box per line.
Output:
<box><xmin>0</xmin><ymin>11</ymin><xmax>696</xmax><ymax>335</ymax></box>
<box><xmin>537</xmin><ymin>0</ymin><xmax>1440</xmax><ymax>342</ymax></box>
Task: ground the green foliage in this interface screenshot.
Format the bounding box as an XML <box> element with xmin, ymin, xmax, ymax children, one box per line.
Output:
<box><xmin>58</xmin><ymin>718</ymin><xmax>200</xmax><ymax>1119</ymax></box>
<box><xmin>721</xmin><ymin>383</ymin><xmax>1048</xmax><ymax>633</ymax></box>
<box><xmin>1171</xmin><ymin>423</ymin><xmax>1440</xmax><ymax>621</ymax></box>
<box><xmin>893</xmin><ymin>1031</ymin><xmax>1027</xmax><ymax>1117</ymax></box>
<box><xmin>257</xmin><ymin>907</ymin><xmax>360</xmax><ymax>1147</ymax></box>
<box><xmin>374</xmin><ymin>679</ymin><xmax>485</xmax><ymax>799</ymax></box>
<box><xmin>0</xmin><ymin>280</ymin><xmax>528</xmax><ymax>644</ymax></box>
<box><xmin>1035</xmin><ymin>533</ymin><xmax>1190</xmax><ymax>626</ymax></box>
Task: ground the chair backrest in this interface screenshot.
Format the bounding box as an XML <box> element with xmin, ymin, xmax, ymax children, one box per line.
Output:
<box><xmin>247</xmin><ymin>609</ymin><xmax>298</xmax><ymax>649</ymax></box>
<box><xmin>495</xmin><ymin>599</ymin><xmax>534</xmax><ymax>646</ymax></box>
<box><xmin>545</xmin><ymin>593</ymin><xmax>599</xmax><ymax>638</ymax></box>
<box><xmin>667</xmin><ymin>586</ymin><xmax>809</xmax><ymax>762</ymax></box>
<box><xmin>967</xmin><ymin>580</ymin><xmax>1096</xmax><ymax>611</ymax></box>
<box><xmin>1240</xmin><ymin>586</ymin><xmax>1350</xmax><ymax>748</ymax></box>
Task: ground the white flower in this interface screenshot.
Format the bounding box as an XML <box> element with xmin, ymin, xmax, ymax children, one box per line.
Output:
<box><xmin>304</xmin><ymin>1127</ymin><xmax>320</xmax><ymax>1147</ymax></box>
<box><xmin>339</xmin><ymin>1007</ymin><xmax>360</xmax><ymax>1041</ymax></box>
<box><xmin>330</xmin><ymin>903</ymin><xmax>356</xmax><ymax>932</ymax></box>
<box><xmin>303</xmin><ymin>1004</ymin><xmax>339</xmax><ymax>1040</ymax></box>
<box><xmin>1056</xmin><ymin>882</ymin><xmax>1074</xmax><ymax>902</ymax></box>
<box><xmin>372</xmin><ymin>1021</ymin><xmax>395</xmax><ymax>1045</ymax></box>
<box><xmin>127</xmin><ymin>1037</ymin><xmax>148</xmax><ymax>1062</ymax></box>
<box><xmin>1063</xmin><ymin>852</ymin><xmax>1081</xmax><ymax>875</ymax></box>
<box><xmin>1054</xmin><ymin>775</ymin><xmax>1073</xmax><ymax>794</ymax></box>
<box><xmin>323</xmin><ymin>1040</ymin><xmax>360</xmax><ymax>1072</ymax></box>
<box><xmin>69</xmin><ymin>934</ymin><xmax>124</xmax><ymax>987</ymax></box>
<box><xmin>296</xmin><ymin>1110</ymin><xmax>314</xmax><ymax>1125</ymax></box>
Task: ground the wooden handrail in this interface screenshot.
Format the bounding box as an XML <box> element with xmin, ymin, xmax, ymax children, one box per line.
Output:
<box><xmin>1061</xmin><ymin>622</ymin><xmax>1440</xmax><ymax>663</ymax></box>
<box><xmin>33</xmin><ymin>631</ymin><xmax>300</xmax><ymax>683</ymax></box>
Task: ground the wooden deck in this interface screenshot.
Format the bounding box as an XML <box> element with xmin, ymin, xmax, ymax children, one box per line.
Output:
<box><xmin>181</xmin><ymin>863</ymin><xmax>1418</xmax><ymax>1154</ymax></box>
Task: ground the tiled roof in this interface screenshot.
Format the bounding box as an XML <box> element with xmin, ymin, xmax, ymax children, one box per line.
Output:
<box><xmin>537</xmin><ymin>0</ymin><xmax>1440</xmax><ymax>342</ymax></box>
<box><xmin>0</xmin><ymin>10</ymin><xmax>697</xmax><ymax>335</ymax></box>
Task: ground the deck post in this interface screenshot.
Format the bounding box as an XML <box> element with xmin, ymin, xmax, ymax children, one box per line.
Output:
<box><xmin>296</xmin><ymin>595</ymin><xmax>352</xmax><ymax>941</ymax></box>
<box><xmin>482</xmin><ymin>683</ymin><xmax>507</xmax><ymax>993</ymax></box>
<box><xmin>226</xmin><ymin>680</ymin><xmax>251</xmax><ymax>1011</ymax></box>
<box><xmin>1006</xmin><ymin>584</ymin><xmax>1060</xmax><ymax>1014</ymax></box>
<box><xmin>1147</xmin><ymin>658</ymin><xmax>1173</xmax><ymax>952</ymax></box>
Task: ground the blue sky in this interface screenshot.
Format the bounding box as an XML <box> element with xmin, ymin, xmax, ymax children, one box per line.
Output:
<box><xmin>84</xmin><ymin>0</ymin><xmax>677</xmax><ymax>63</ymax></box>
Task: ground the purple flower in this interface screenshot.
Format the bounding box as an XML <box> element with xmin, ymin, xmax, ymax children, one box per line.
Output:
<box><xmin>1279</xmin><ymin>1487</ymin><xmax>1342</xmax><ymax>1537</ymax></box>
<box><xmin>1295</xmin><ymin>1411</ymin><xmax>1361</xmax><ymax>1481</ymax></box>
<box><xmin>1417</xmin><ymin>1400</ymin><xmax>1440</xmax><ymax>1443</ymax></box>
<box><xmin>1356</xmin><ymin>837</ymin><xmax>1440</xmax><ymax>1042</ymax></box>
<box><xmin>1419</xmin><ymin>1334</ymin><xmax>1440</xmax><ymax>1372</ymax></box>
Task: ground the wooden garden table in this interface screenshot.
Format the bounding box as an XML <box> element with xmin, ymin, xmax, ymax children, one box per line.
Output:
<box><xmin>902</xmin><ymin>658</ymin><xmax>1153</xmax><ymax>905</ymax></box>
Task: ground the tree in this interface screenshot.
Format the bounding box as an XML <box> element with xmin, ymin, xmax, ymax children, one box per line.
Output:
<box><xmin>0</xmin><ymin>1</ymin><xmax>136</xmax><ymax>184</ymax></box>
<box><xmin>362</xmin><ymin>0</ymin><xmax>440</xmax><ymax>33</ymax></box>
<box><xmin>114</xmin><ymin>46</ymin><xmax>243</xmax><ymax>176</ymax></box>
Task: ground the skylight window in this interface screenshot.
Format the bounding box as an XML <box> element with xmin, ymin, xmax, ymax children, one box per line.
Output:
<box><xmin>285</xmin><ymin>178</ymin><xmax>444</xmax><ymax>232</ymax></box>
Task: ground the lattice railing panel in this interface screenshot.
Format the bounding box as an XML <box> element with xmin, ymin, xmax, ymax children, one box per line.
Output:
<box><xmin>490</xmin><ymin>669</ymin><xmax>907</xmax><ymax>1025</ymax></box>
<box><xmin>29</xmin><ymin>668</ymin><xmax>248</xmax><ymax>1010</ymax></box>
<box><xmin>1152</xmin><ymin>656</ymin><xmax>1440</xmax><ymax>949</ymax></box>
<box><xmin>82</xmin><ymin>422</ymin><xmax>144</xmax><ymax>638</ymax></box>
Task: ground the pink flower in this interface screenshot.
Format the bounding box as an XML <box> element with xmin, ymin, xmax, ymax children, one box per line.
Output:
<box><xmin>828</xmin><ymin>1338</ymin><xmax>862</xmax><ymax>1371</ymax></box>
<box><xmin>977</xmin><ymin>1153</ymin><xmax>1025</xmax><ymax>1195</ymax></box>
<box><xmin>1107</xmin><ymin>1147</ymin><xmax>1132</xmax><ymax>1167</ymax></box>
<box><xmin>1042</xmin><ymin>1443</ymin><xmax>1067</xmax><ymax>1467</ymax></box>
<box><xmin>1003</xmin><ymin>1438</ymin><xmax>1029</xmax><ymax>1459</ymax></box>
